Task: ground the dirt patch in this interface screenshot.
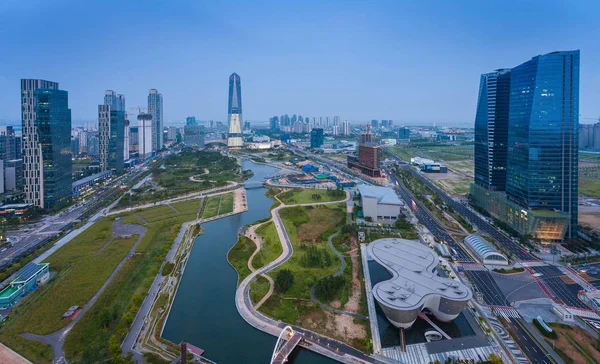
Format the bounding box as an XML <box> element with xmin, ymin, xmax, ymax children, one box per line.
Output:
<box><xmin>296</xmin><ymin>206</ymin><xmax>344</xmax><ymax>243</ymax></box>
<box><xmin>579</xmin><ymin>212</ymin><xmax>600</xmax><ymax>232</ymax></box>
<box><xmin>549</xmin><ymin>324</ymin><xmax>600</xmax><ymax>363</ymax></box>
<box><xmin>330</xmin><ymin>300</ymin><xmax>341</xmax><ymax>308</ymax></box>
<box><xmin>332</xmin><ymin>311</ymin><xmax>366</xmax><ymax>340</ymax></box>
<box><xmin>343</xmin><ymin>235</ymin><xmax>362</xmax><ymax>314</ymax></box>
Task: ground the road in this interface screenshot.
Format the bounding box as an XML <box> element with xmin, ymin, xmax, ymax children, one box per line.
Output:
<box><xmin>384</xmin><ymin>149</ymin><xmax>538</xmax><ymax>262</ymax></box>
<box><xmin>464</xmin><ymin>270</ymin><xmax>510</xmax><ymax>307</ymax></box>
<box><xmin>1</xmin><ymin>157</ymin><xmax>158</xmax><ymax>271</ymax></box>
<box><xmin>530</xmin><ymin>265</ymin><xmax>588</xmax><ymax>309</ymax></box>
<box><xmin>235</xmin><ymin>192</ymin><xmax>379</xmax><ymax>363</ymax></box>
<box><xmin>384</xmin><ymin>166</ymin><xmax>475</xmax><ymax>263</ymax></box>
<box><xmin>504</xmin><ymin>318</ymin><xmax>553</xmax><ymax>364</ymax></box>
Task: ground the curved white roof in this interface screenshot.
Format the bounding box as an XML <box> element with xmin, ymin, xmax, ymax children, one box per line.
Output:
<box><xmin>358</xmin><ymin>185</ymin><xmax>403</xmax><ymax>205</ymax></box>
<box><xmin>464</xmin><ymin>234</ymin><xmax>508</xmax><ymax>263</ymax></box>
<box><xmin>367</xmin><ymin>238</ymin><xmax>472</xmax><ymax>311</ymax></box>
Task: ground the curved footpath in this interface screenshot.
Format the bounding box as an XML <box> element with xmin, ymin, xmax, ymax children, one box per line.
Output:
<box><xmin>309</xmin><ymin>232</ymin><xmax>368</xmax><ymax>320</ymax></box>
<box><xmin>244</xmin><ymin>221</ymin><xmax>275</xmax><ymax>310</ymax></box>
<box><xmin>235</xmin><ymin>192</ymin><xmax>379</xmax><ymax>364</ymax></box>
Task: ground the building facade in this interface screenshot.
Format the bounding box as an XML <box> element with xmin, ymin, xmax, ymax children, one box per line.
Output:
<box><xmin>98</xmin><ymin>90</ymin><xmax>125</xmax><ymax>173</ymax></box>
<box><xmin>148</xmin><ymin>89</ymin><xmax>163</xmax><ymax>151</ymax></box>
<box><xmin>310</xmin><ymin>128</ymin><xmax>324</xmax><ymax>148</ymax></box>
<box><xmin>474</xmin><ymin>69</ymin><xmax>511</xmax><ymax>191</ymax></box>
<box><xmin>227</xmin><ymin>73</ymin><xmax>243</xmax><ymax>149</ymax></box>
<box><xmin>138</xmin><ymin>113</ymin><xmax>153</xmax><ymax>159</ymax></box>
<box><xmin>342</xmin><ymin>120</ymin><xmax>351</xmax><ymax>136</ymax></box>
<box><xmin>471</xmin><ymin>51</ymin><xmax>580</xmax><ymax>241</ymax></box>
<box><xmin>21</xmin><ymin>79</ymin><xmax>72</xmax><ymax>209</ymax></box>
<box><xmin>358</xmin><ymin>185</ymin><xmax>403</xmax><ymax>222</ymax></box>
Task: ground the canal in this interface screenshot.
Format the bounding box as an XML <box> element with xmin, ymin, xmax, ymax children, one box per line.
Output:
<box><xmin>163</xmin><ymin>160</ymin><xmax>338</xmax><ymax>363</ymax></box>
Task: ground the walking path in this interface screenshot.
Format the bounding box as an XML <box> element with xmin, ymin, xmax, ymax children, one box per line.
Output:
<box><xmin>23</xmin><ymin>219</ymin><xmax>146</xmax><ymax>364</ymax></box>
<box><xmin>244</xmin><ymin>220</ymin><xmax>276</xmax><ymax>310</ymax></box>
<box><xmin>308</xmin><ymin>232</ymin><xmax>368</xmax><ymax>320</ymax></box>
<box><xmin>235</xmin><ymin>191</ymin><xmax>378</xmax><ymax>363</ymax></box>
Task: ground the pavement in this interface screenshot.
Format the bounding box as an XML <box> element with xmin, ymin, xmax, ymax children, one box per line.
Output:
<box><xmin>529</xmin><ymin>265</ymin><xmax>588</xmax><ymax>309</ymax></box>
<box><xmin>22</xmin><ymin>219</ymin><xmax>146</xmax><ymax>364</ymax></box>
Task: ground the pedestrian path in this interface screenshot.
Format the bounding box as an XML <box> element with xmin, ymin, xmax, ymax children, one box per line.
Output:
<box><xmin>492</xmin><ymin>307</ymin><xmax>520</xmax><ymax>320</ymax></box>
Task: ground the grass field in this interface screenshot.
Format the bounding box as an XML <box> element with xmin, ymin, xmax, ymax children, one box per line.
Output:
<box><xmin>227</xmin><ymin>236</ymin><xmax>255</xmax><ymax>285</ymax></box>
<box><xmin>0</xmin><ymin>218</ymin><xmax>138</xmax><ymax>363</ymax></box>
<box><xmin>250</xmin><ymin>275</ymin><xmax>271</xmax><ymax>304</ymax></box>
<box><xmin>202</xmin><ymin>192</ymin><xmax>234</xmax><ymax>219</ymax></box>
<box><xmin>260</xmin><ymin>204</ymin><xmax>346</xmax><ymax>321</ymax></box>
<box><xmin>580</xmin><ymin>177</ymin><xmax>600</xmax><ymax>199</ymax></box>
<box><xmin>277</xmin><ymin>188</ymin><xmax>346</xmax><ymax>205</ymax></box>
<box><xmin>253</xmin><ymin>222</ymin><xmax>283</xmax><ymax>270</ymax></box>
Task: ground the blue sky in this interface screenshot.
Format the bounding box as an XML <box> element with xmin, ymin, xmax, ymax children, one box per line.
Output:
<box><xmin>0</xmin><ymin>0</ymin><xmax>599</xmax><ymax>126</ymax></box>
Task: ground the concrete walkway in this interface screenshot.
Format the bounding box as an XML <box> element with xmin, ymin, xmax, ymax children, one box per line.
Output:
<box><xmin>23</xmin><ymin>219</ymin><xmax>146</xmax><ymax>364</ymax></box>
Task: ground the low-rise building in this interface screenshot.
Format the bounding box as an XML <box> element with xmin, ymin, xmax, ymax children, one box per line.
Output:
<box><xmin>463</xmin><ymin>234</ymin><xmax>509</xmax><ymax>266</ymax></box>
<box><xmin>358</xmin><ymin>185</ymin><xmax>403</xmax><ymax>223</ymax></box>
<box><xmin>0</xmin><ymin>262</ymin><xmax>50</xmax><ymax>309</ymax></box>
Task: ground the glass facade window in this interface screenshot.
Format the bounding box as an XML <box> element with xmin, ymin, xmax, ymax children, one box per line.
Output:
<box><xmin>34</xmin><ymin>89</ymin><xmax>72</xmax><ymax>209</ymax></box>
<box><xmin>228</xmin><ymin>73</ymin><xmax>242</xmax><ymax>115</ymax></box>
<box><xmin>474</xmin><ymin>69</ymin><xmax>511</xmax><ymax>191</ymax></box>
<box><xmin>506</xmin><ymin>51</ymin><xmax>579</xmax><ymax>239</ymax></box>
<box><xmin>310</xmin><ymin>128</ymin><xmax>324</xmax><ymax>148</ymax></box>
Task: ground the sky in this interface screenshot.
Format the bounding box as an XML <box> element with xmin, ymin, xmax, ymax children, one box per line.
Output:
<box><xmin>0</xmin><ymin>0</ymin><xmax>599</xmax><ymax>127</ymax></box>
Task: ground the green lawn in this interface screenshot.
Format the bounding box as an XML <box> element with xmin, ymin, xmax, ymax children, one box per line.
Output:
<box><xmin>0</xmin><ymin>219</ymin><xmax>138</xmax><ymax>363</ymax></box>
<box><xmin>250</xmin><ymin>275</ymin><xmax>271</xmax><ymax>304</ymax></box>
<box><xmin>219</xmin><ymin>193</ymin><xmax>234</xmax><ymax>214</ymax></box>
<box><xmin>580</xmin><ymin>177</ymin><xmax>600</xmax><ymax>199</ymax></box>
<box><xmin>277</xmin><ymin>188</ymin><xmax>346</xmax><ymax>205</ymax></box>
<box><xmin>171</xmin><ymin>198</ymin><xmax>203</xmax><ymax>216</ymax></box>
<box><xmin>227</xmin><ymin>236</ymin><xmax>255</xmax><ymax>285</ymax></box>
<box><xmin>202</xmin><ymin>192</ymin><xmax>234</xmax><ymax>219</ymax></box>
<box><xmin>253</xmin><ymin>222</ymin><xmax>283</xmax><ymax>270</ymax></box>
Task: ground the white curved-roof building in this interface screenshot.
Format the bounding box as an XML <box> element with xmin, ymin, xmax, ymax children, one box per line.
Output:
<box><xmin>464</xmin><ymin>234</ymin><xmax>508</xmax><ymax>265</ymax></box>
<box><xmin>367</xmin><ymin>238</ymin><xmax>472</xmax><ymax>329</ymax></box>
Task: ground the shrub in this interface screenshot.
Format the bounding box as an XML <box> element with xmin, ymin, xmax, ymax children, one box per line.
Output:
<box><xmin>533</xmin><ymin>318</ymin><xmax>558</xmax><ymax>339</ymax></box>
<box><xmin>314</xmin><ymin>276</ymin><xmax>346</xmax><ymax>302</ymax></box>
<box><xmin>274</xmin><ymin>269</ymin><xmax>294</xmax><ymax>293</ymax></box>
<box><xmin>161</xmin><ymin>262</ymin><xmax>175</xmax><ymax>276</ymax></box>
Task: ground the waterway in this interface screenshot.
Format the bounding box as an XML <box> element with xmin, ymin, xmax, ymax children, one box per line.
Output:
<box><xmin>163</xmin><ymin>160</ymin><xmax>337</xmax><ymax>363</ymax></box>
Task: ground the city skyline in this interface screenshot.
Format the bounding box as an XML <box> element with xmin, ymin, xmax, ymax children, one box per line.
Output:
<box><xmin>1</xmin><ymin>1</ymin><xmax>599</xmax><ymax>125</ymax></box>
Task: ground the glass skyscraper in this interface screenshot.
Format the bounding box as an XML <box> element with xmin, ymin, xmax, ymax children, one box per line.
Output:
<box><xmin>506</xmin><ymin>51</ymin><xmax>579</xmax><ymax>239</ymax></box>
<box><xmin>34</xmin><ymin>88</ymin><xmax>72</xmax><ymax>208</ymax></box>
<box><xmin>474</xmin><ymin>69</ymin><xmax>511</xmax><ymax>191</ymax></box>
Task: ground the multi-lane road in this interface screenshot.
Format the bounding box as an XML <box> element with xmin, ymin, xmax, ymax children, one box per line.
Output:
<box><xmin>384</xmin><ymin>150</ymin><xmax>538</xmax><ymax>262</ymax></box>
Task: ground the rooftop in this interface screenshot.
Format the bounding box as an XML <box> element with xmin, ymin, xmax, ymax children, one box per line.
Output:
<box><xmin>13</xmin><ymin>262</ymin><xmax>48</xmax><ymax>284</ymax></box>
<box><xmin>358</xmin><ymin>185</ymin><xmax>403</xmax><ymax>205</ymax></box>
<box><xmin>367</xmin><ymin>238</ymin><xmax>472</xmax><ymax>310</ymax></box>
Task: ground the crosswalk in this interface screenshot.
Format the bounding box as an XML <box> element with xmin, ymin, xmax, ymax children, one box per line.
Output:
<box><xmin>485</xmin><ymin>311</ymin><xmax>529</xmax><ymax>364</ymax></box>
<box><xmin>461</xmin><ymin>264</ymin><xmax>487</xmax><ymax>271</ymax></box>
<box><xmin>492</xmin><ymin>307</ymin><xmax>520</xmax><ymax>320</ymax></box>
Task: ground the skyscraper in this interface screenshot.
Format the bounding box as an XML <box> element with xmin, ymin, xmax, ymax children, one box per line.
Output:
<box><xmin>21</xmin><ymin>79</ymin><xmax>72</xmax><ymax>208</ymax></box>
<box><xmin>474</xmin><ymin>69</ymin><xmax>511</xmax><ymax>191</ymax></box>
<box><xmin>227</xmin><ymin>73</ymin><xmax>243</xmax><ymax>149</ymax></box>
<box><xmin>138</xmin><ymin>113</ymin><xmax>153</xmax><ymax>159</ymax></box>
<box><xmin>470</xmin><ymin>51</ymin><xmax>580</xmax><ymax>240</ymax></box>
<box><xmin>333</xmin><ymin>116</ymin><xmax>340</xmax><ymax>126</ymax></box>
<box><xmin>342</xmin><ymin>120</ymin><xmax>351</xmax><ymax>136</ymax></box>
<box><xmin>99</xmin><ymin>90</ymin><xmax>125</xmax><ymax>173</ymax></box>
<box><xmin>506</xmin><ymin>51</ymin><xmax>579</xmax><ymax>239</ymax></box>
<box><xmin>0</xmin><ymin>126</ymin><xmax>16</xmax><ymax>163</ymax></box>
<box><xmin>148</xmin><ymin>89</ymin><xmax>163</xmax><ymax>151</ymax></box>
<box><xmin>310</xmin><ymin>128</ymin><xmax>324</xmax><ymax>148</ymax></box>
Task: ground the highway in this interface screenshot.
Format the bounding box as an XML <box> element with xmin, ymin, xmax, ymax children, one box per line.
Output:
<box><xmin>505</xmin><ymin>318</ymin><xmax>553</xmax><ymax>364</ymax></box>
<box><xmin>384</xmin><ymin>166</ymin><xmax>475</xmax><ymax>263</ymax></box>
<box><xmin>464</xmin><ymin>270</ymin><xmax>510</xmax><ymax>307</ymax></box>
<box><xmin>530</xmin><ymin>265</ymin><xmax>588</xmax><ymax>309</ymax></box>
<box><xmin>384</xmin><ymin>150</ymin><xmax>538</xmax><ymax>262</ymax></box>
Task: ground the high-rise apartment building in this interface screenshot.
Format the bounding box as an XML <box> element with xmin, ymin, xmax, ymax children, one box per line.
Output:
<box><xmin>310</xmin><ymin>128</ymin><xmax>324</xmax><ymax>148</ymax></box>
<box><xmin>148</xmin><ymin>89</ymin><xmax>163</xmax><ymax>151</ymax></box>
<box><xmin>474</xmin><ymin>69</ymin><xmax>511</xmax><ymax>191</ymax></box>
<box><xmin>471</xmin><ymin>51</ymin><xmax>580</xmax><ymax>240</ymax></box>
<box><xmin>129</xmin><ymin>127</ymin><xmax>139</xmax><ymax>152</ymax></box>
<box><xmin>21</xmin><ymin>79</ymin><xmax>72</xmax><ymax>208</ymax></box>
<box><xmin>342</xmin><ymin>120</ymin><xmax>351</xmax><ymax>136</ymax></box>
<box><xmin>0</xmin><ymin>126</ymin><xmax>16</xmax><ymax>169</ymax></box>
<box><xmin>124</xmin><ymin>118</ymin><xmax>130</xmax><ymax>160</ymax></box>
<box><xmin>99</xmin><ymin>90</ymin><xmax>125</xmax><ymax>173</ymax></box>
<box><xmin>371</xmin><ymin>120</ymin><xmax>378</xmax><ymax>128</ymax></box>
<box><xmin>333</xmin><ymin>116</ymin><xmax>340</xmax><ymax>126</ymax></box>
<box><xmin>138</xmin><ymin>113</ymin><xmax>153</xmax><ymax>159</ymax></box>
<box><xmin>332</xmin><ymin>125</ymin><xmax>339</xmax><ymax>136</ymax></box>
<box><xmin>398</xmin><ymin>127</ymin><xmax>410</xmax><ymax>140</ymax></box>
<box><xmin>227</xmin><ymin>73</ymin><xmax>243</xmax><ymax>149</ymax></box>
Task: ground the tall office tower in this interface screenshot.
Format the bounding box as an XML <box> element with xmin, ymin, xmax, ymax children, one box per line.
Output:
<box><xmin>244</xmin><ymin>121</ymin><xmax>251</xmax><ymax>130</ymax></box>
<box><xmin>99</xmin><ymin>90</ymin><xmax>125</xmax><ymax>173</ymax></box>
<box><xmin>21</xmin><ymin>79</ymin><xmax>72</xmax><ymax>208</ymax></box>
<box><xmin>5</xmin><ymin>159</ymin><xmax>23</xmax><ymax>191</ymax></box>
<box><xmin>594</xmin><ymin>123</ymin><xmax>600</xmax><ymax>150</ymax></box>
<box><xmin>332</xmin><ymin>125</ymin><xmax>340</xmax><ymax>136</ymax></box>
<box><xmin>186</xmin><ymin>116</ymin><xmax>197</xmax><ymax>126</ymax></box>
<box><xmin>506</xmin><ymin>51</ymin><xmax>579</xmax><ymax>239</ymax></box>
<box><xmin>333</xmin><ymin>116</ymin><xmax>340</xmax><ymax>126</ymax></box>
<box><xmin>148</xmin><ymin>89</ymin><xmax>163</xmax><ymax>151</ymax></box>
<box><xmin>166</xmin><ymin>126</ymin><xmax>177</xmax><ymax>141</ymax></box>
<box><xmin>291</xmin><ymin>114</ymin><xmax>297</xmax><ymax>125</ymax></box>
<box><xmin>310</xmin><ymin>128</ymin><xmax>324</xmax><ymax>148</ymax></box>
<box><xmin>398</xmin><ymin>127</ymin><xmax>410</xmax><ymax>140</ymax></box>
<box><xmin>325</xmin><ymin>117</ymin><xmax>330</xmax><ymax>127</ymax></box>
<box><xmin>227</xmin><ymin>73</ymin><xmax>243</xmax><ymax>149</ymax></box>
<box><xmin>138</xmin><ymin>113</ymin><xmax>153</xmax><ymax>159</ymax></box>
<box><xmin>318</xmin><ymin>117</ymin><xmax>323</xmax><ymax>126</ymax></box>
<box><xmin>381</xmin><ymin>120</ymin><xmax>388</xmax><ymax>128</ymax></box>
<box><xmin>371</xmin><ymin>120</ymin><xmax>378</xmax><ymax>128</ymax></box>
<box><xmin>474</xmin><ymin>69</ymin><xmax>511</xmax><ymax>191</ymax></box>
<box><xmin>71</xmin><ymin>137</ymin><xmax>79</xmax><ymax>157</ymax></box>
<box><xmin>342</xmin><ymin>120</ymin><xmax>351</xmax><ymax>136</ymax></box>
<box><xmin>388</xmin><ymin>120</ymin><xmax>394</xmax><ymax>127</ymax></box>
<box><xmin>359</xmin><ymin>126</ymin><xmax>373</xmax><ymax>144</ymax></box>
<box><xmin>15</xmin><ymin>136</ymin><xmax>22</xmax><ymax>160</ymax></box>
<box><xmin>0</xmin><ymin>126</ymin><xmax>16</xmax><ymax>163</ymax></box>
<box><xmin>78</xmin><ymin>130</ymin><xmax>88</xmax><ymax>153</ymax></box>
<box><xmin>124</xmin><ymin>118</ymin><xmax>130</xmax><ymax>160</ymax></box>
<box><xmin>86</xmin><ymin>131</ymin><xmax>100</xmax><ymax>156</ymax></box>
<box><xmin>298</xmin><ymin>115</ymin><xmax>304</xmax><ymax>123</ymax></box>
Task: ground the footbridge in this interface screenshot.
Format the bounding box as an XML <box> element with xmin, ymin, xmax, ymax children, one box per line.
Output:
<box><xmin>243</xmin><ymin>180</ymin><xmax>265</xmax><ymax>189</ymax></box>
<box><xmin>270</xmin><ymin>326</ymin><xmax>303</xmax><ymax>364</ymax></box>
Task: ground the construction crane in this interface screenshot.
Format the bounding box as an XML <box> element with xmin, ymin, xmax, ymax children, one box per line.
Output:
<box><xmin>125</xmin><ymin>107</ymin><xmax>148</xmax><ymax>122</ymax></box>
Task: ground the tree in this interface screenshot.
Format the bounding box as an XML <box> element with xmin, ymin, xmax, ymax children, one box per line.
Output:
<box><xmin>274</xmin><ymin>269</ymin><xmax>294</xmax><ymax>293</ymax></box>
<box><xmin>487</xmin><ymin>353</ymin><xmax>503</xmax><ymax>364</ymax></box>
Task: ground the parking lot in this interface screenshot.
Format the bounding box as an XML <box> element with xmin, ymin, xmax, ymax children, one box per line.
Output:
<box><xmin>530</xmin><ymin>265</ymin><xmax>588</xmax><ymax>309</ymax></box>
<box><xmin>574</xmin><ymin>262</ymin><xmax>600</xmax><ymax>290</ymax></box>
